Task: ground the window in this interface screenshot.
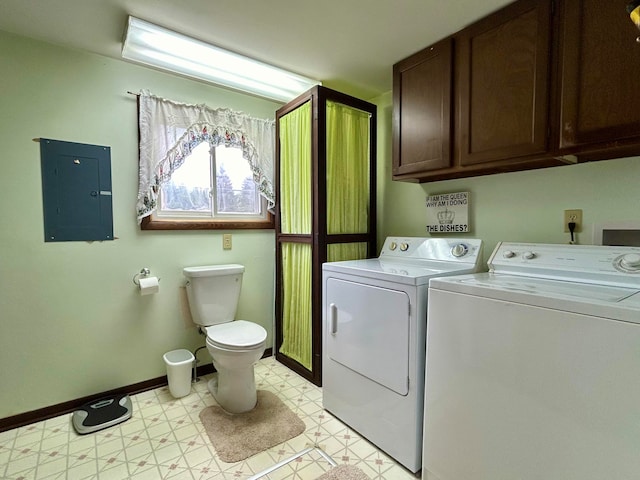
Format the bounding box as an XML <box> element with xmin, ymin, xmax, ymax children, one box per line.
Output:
<box><xmin>136</xmin><ymin>91</ymin><xmax>276</xmax><ymax>229</ymax></box>
<box><xmin>141</xmin><ymin>144</ymin><xmax>273</xmax><ymax>230</ymax></box>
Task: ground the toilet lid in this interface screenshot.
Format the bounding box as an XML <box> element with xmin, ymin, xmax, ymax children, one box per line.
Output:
<box><xmin>205</xmin><ymin>320</ymin><xmax>267</xmax><ymax>349</ymax></box>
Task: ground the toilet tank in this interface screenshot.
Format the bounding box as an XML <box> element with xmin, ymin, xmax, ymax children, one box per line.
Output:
<box><xmin>183</xmin><ymin>264</ymin><xmax>244</xmax><ymax>327</ymax></box>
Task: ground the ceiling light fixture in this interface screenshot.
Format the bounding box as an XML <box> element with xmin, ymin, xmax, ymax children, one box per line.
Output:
<box><xmin>122</xmin><ymin>16</ymin><xmax>319</xmax><ymax>102</ymax></box>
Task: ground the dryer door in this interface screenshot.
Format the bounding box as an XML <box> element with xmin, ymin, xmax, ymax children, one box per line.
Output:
<box><xmin>325</xmin><ymin>278</ymin><xmax>410</xmax><ymax>395</ymax></box>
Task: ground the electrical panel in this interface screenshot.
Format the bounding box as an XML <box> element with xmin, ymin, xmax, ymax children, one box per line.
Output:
<box><xmin>40</xmin><ymin>138</ymin><xmax>113</xmax><ymax>242</ymax></box>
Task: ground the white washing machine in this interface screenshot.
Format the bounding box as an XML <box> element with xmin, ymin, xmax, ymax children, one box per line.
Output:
<box><xmin>423</xmin><ymin>242</ymin><xmax>640</xmax><ymax>480</ymax></box>
<box><xmin>322</xmin><ymin>236</ymin><xmax>484</xmax><ymax>473</ymax></box>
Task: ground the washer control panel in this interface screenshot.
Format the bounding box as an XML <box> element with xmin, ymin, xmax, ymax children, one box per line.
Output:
<box><xmin>615</xmin><ymin>253</ymin><xmax>640</xmax><ymax>273</ymax></box>
<box><xmin>489</xmin><ymin>242</ymin><xmax>640</xmax><ymax>286</ymax></box>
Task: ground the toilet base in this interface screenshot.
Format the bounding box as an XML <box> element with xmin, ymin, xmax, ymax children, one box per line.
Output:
<box><xmin>207</xmin><ymin>367</ymin><xmax>258</xmax><ymax>414</ymax></box>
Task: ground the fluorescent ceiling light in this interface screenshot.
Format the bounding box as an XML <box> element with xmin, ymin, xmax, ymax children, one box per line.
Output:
<box><xmin>122</xmin><ymin>16</ymin><xmax>319</xmax><ymax>102</ymax></box>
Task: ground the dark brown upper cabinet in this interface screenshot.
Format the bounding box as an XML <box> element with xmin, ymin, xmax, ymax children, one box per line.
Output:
<box><xmin>393</xmin><ymin>38</ymin><xmax>453</xmax><ymax>177</ymax></box>
<box><xmin>557</xmin><ymin>0</ymin><xmax>640</xmax><ymax>157</ymax></box>
<box><xmin>456</xmin><ymin>0</ymin><xmax>553</xmax><ymax>166</ymax></box>
<box><xmin>393</xmin><ymin>0</ymin><xmax>640</xmax><ymax>182</ymax></box>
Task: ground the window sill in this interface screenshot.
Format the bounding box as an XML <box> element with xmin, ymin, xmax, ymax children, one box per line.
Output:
<box><xmin>140</xmin><ymin>213</ymin><xmax>274</xmax><ymax>230</ymax></box>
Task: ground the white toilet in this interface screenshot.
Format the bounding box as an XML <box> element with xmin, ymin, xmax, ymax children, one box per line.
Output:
<box><xmin>183</xmin><ymin>264</ymin><xmax>267</xmax><ymax>414</ymax></box>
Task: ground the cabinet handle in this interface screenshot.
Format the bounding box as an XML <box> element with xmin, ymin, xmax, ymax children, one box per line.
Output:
<box><xmin>329</xmin><ymin>303</ymin><xmax>338</xmax><ymax>334</ymax></box>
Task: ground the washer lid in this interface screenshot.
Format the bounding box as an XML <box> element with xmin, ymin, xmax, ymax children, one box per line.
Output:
<box><xmin>205</xmin><ymin>320</ymin><xmax>267</xmax><ymax>349</ymax></box>
<box><xmin>429</xmin><ymin>272</ymin><xmax>640</xmax><ymax>324</ymax></box>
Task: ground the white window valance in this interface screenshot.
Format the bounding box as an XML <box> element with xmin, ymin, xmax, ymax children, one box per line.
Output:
<box><xmin>136</xmin><ymin>90</ymin><xmax>275</xmax><ymax>222</ymax></box>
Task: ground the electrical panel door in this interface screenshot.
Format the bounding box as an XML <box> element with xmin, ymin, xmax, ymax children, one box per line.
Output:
<box><xmin>40</xmin><ymin>138</ymin><xmax>113</xmax><ymax>242</ymax></box>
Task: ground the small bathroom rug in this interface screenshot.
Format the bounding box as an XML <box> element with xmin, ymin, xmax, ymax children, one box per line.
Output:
<box><xmin>199</xmin><ymin>390</ymin><xmax>305</xmax><ymax>463</ymax></box>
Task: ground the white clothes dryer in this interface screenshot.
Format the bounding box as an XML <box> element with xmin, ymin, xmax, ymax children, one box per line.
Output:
<box><xmin>322</xmin><ymin>236</ymin><xmax>484</xmax><ymax>473</ymax></box>
<box><xmin>423</xmin><ymin>242</ymin><xmax>640</xmax><ymax>480</ymax></box>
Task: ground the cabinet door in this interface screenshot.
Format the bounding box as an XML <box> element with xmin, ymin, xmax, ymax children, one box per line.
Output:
<box><xmin>457</xmin><ymin>0</ymin><xmax>552</xmax><ymax>166</ymax></box>
<box><xmin>558</xmin><ymin>0</ymin><xmax>640</xmax><ymax>150</ymax></box>
<box><xmin>393</xmin><ymin>38</ymin><xmax>453</xmax><ymax>176</ymax></box>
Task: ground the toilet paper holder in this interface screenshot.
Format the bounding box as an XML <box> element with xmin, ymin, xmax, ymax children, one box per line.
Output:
<box><xmin>132</xmin><ymin>268</ymin><xmax>160</xmax><ymax>285</ymax></box>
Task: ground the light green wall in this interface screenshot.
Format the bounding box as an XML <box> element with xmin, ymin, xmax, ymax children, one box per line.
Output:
<box><xmin>373</xmin><ymin>91</ymin><xmax>640</xmax><ymax>259</ymax></box>
<box><xmin>3</xmin><ymin>28</ymin><xmax>639</xmax><ymax>422</ymax></box>
<box><xmin>0</xmin><ymin>31</ymin><xmax>280</xmax><ymax>419</ymax></box>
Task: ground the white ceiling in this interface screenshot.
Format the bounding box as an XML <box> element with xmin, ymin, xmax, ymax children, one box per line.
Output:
<box><xmin>0</xmin><ymin>0</ymin><xmax>513</xmax><ymax>100</ymax></box>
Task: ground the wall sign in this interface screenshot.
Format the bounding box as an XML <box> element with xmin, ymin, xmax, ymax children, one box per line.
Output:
<box><xmin>426</xmin><ymin>192</ymin><xmax>470</xmax><ymax>233</ymax></box>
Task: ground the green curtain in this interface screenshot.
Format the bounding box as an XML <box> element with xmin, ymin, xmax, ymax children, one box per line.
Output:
<box><xmin>326</xmin><ymin>101</ymin><xmax>371</xmax><ymax>235</ymax></box>
<box><xmin>279</xmin><ymin>102</ymin><xmax>311</xmax><ymax>235</ymax></box>
<box><xmin>279</xmin><ymin>242</ymin><xmax>312</xmax><ymax>370</ymax></box>
<box><xmin>327</xmin><ymin>242</ymin><xmax>368</xmax><ymax>262</ymax></box>
<box><xmin>278</xmin><ymin>102</ymin><xmax>312</xmax><ymax>369</ymax></box>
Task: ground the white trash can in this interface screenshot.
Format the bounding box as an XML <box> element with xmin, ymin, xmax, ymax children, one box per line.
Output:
<box><xmin>163</xmin><ymin>349</ymin><xmax>194</xmax><ymax>398</ymax></box>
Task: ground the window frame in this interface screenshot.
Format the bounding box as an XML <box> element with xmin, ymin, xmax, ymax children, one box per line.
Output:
<box><xmin>141</xmin><ymin>144</ymin><xmax>274</xmax><ymax>231</ymax></box>
<box><xmin>140</xmin><ymin>213</ymin><xmax>274</xmax><ymax>230</ymax></box>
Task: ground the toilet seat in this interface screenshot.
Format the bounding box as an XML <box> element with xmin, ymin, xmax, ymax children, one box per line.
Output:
<box><xmin>205</xmin><ymin>320</ymin><xmax>267</xmax><ymax>350</ymax></box>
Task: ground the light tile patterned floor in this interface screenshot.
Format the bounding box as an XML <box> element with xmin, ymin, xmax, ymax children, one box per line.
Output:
<box><xmin>0</xmin><ymin>357</ymin><xmax>420</xmax><ymax>479</ymax></box>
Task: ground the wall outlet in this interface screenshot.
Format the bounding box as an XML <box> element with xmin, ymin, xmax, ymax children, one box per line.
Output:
<box><xmin>564</xmin><ymin>209</ymin><xmax>582</xmax><ymax>232</ymax></box>
<box><xmin>222</xmin><ymin>234</ymin><xmax>232</xmax><ymax>250</ymax></box>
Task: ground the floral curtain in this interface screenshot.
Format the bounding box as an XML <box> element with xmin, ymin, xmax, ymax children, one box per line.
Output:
<box><xmin>136</xmin><ymin>90</ymin><xmax>276</xmax><ymax>222</ymax></box>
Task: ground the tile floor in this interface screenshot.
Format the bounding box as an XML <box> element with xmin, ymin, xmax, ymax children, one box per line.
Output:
<box><xmin>0</xmin><ymin>357</ymin><xmax>420</xmax><ymax>479</ymax></box>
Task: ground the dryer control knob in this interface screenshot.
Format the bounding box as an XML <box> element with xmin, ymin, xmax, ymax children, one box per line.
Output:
<box><xmin>503</xmin><ymin>250</ymin><xmax>516</xmax><ymax>259</ymax></box>
<box><xmin>523</xmin><ymin>251</ymin><xmax>536</xmax><ymax>260</ymax></box>
<box><xmin>400</xmin><ymin>242</ymin><xmax>409</xmax><ymax>252</ymax></box>
<box><xmin>451</xmin><ymin>243</ymin><xmax>468</xmax><ymax>257</ymax></box>
<box><xmin>621</xmin><ymin>253</ymin><xmax>640</xmax><ymax>270</ymax></box>
<box><xmin>389</xmin><ymin>242</ymin><xmax>397</xmax><ymax>251</ymax></box>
